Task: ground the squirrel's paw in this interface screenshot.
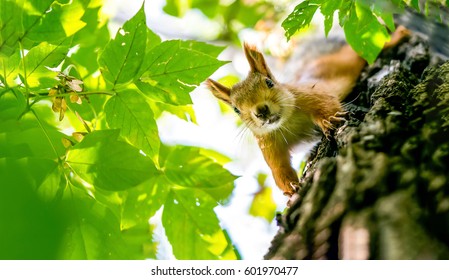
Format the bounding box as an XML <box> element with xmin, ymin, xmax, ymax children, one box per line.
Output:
<box><xmin>283</xmin><ymin>181</ymin><xmax>299</xmax><ymax>197</ymax></box>
<box><xmin>384</xmin><ymin>25</ymin><xmax>411</xmax><ymax>49</ymax></box>
<box><xmin>321</xmin><ymin>111</ymin><xmax>348</xmax><ymax>138</ymax></box>
<box><xmin>332</xmin><ymin>111</ymin><xmax>349</xmax><ymax>120</ymax></box>
<box><xmin>329</xmin><ymin>113</ymin><xmax>347</xmax><ymax>126</ymax></box>
<box><xmin>394</xmin><ymin>25</ymin><xmax>411</xmax><ymax>40</ymax></box>
<box><xmin>320</xmin><ymin>119</ymin><xmax>336</xmax><ymax>139</ymax></box>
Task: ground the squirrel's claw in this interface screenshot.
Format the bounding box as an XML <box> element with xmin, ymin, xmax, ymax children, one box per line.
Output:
<box><xmin>283</xmin><ymin>181</ymin><xmax>300</xmax><ymax>197</ymax></box>
<box><xmin>320</xmin><ymin>111</ymin><xmax>349</xmax><ymax>138</ymax></box>
<box><xmin>330</xmin><ymin>111</ymin><xmax>349</xmax><ymax>124</ymax></box>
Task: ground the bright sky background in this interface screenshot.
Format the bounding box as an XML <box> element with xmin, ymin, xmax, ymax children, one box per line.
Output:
<box><xmin>103</xmin><ymin>0</ymin><xmax>307</xmax><ymax>260</ymax></box>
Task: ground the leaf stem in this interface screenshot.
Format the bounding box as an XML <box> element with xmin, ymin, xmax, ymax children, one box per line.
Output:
<box><xmin>19</xmin><ymin>40</ymin><xmax>31</xmax><ymax>107</ymax></box>
<box><xmin>31</xmin><ymin>90</ymin><xmax>115</xmax><ymax>102</ymax></box>
<box><xmin>80</xmin><ymin>90</ymin><xmax>116</xmax><ymax>96</ymax></box>
<box><xmin>1</xmin><ymin>57</ymin><xmax>9</xmax><ymax>88</ymax></box>
<box><xmin>31</xmin><ymin>108</ymin><xmax>62</xmax><ymax>163</ymax></box>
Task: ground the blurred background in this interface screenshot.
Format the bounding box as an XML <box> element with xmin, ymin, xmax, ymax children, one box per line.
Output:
<box><xmin>102</xmin><ymin>0</ymin><xmax>312</xmax><ymax>259</ymax></box>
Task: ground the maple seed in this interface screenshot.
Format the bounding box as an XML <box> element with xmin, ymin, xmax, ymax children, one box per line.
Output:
<box><xmin>61</xmin><ymin>138</ymin><xmax>74</xmax><ymax>148</ymax></box>
<box><xmin>67</xmin><ymin>79</ymin><xmax>83</xmax><ymax>92</ymax></box>
<box><xmin>72</xmin><ymin>132</ymin><xmax>87</xmax><ymax>142</ymax></box>
<box><xmin>70</xmin><ymin>92</ymin><xmax>82</xmax><ymax>104</ymax></box>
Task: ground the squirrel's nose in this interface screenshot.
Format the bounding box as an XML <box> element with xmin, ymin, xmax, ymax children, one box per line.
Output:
<box><xmin>255</xmin><ymin>104</ymin><xmax>270</xmax><ymax>120</ymax></box>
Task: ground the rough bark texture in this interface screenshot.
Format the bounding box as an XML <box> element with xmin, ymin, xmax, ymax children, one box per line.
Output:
<box><xmin>265</xmin><ymin>33</ymin><xmax>449</xmax><ymax>260</ymax></box>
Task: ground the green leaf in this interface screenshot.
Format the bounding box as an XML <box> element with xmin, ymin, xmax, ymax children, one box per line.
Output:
<box><xmin>371</xmin><ymin>1</ymin><xmax>399</xmax><ymax>31</ymax></box>
<box><xmin>36</xmin><ymin>163</ymin><xmax>67</xmax><ymax>203</ymax></box>
<box><xmin>121</xmin><ymin>223</ymin><xmax>158</xmax><ymax>259</ymax></box>
<box><xmin>410</xmin><ymin>0</ymin><xmax>420</xmax><ymax>11</ymax></box>
<box><xmin>72</xmin><ymin>6</ymin><xmax>110</xmax><ymax>48</ymax></box>
<box><xmin>324</xmin><ymin>11</ymin><xmax>334</xmax><ymax>36</ymax></box>
<box><xmin>135</xmin><ymin>80</ymin><xmax>193</xmax><ymax>105</ymax></box>
<box><xmin>282</xmin><ymin>1</ymin><xmax>319</xmax><ymax>40</ymax></box>
<box><xmin>68</xmin><ymin>40</ymin><xmax>103</xmax><ymax>78</ymax></box>
<box><xmin>0</xmin><ymin>88</ymin><xmax>26</xmax><ymax>121</ymax></box>
<box><xmin>0</xmin><ymin>108</ymin><xmax>66</xmax><ymax>160</ymax></box>
<box><xmin>58</xmin><ymin>186</ymin><xmax>130</xmax><ymax>259</ymax></box>
<box><xmin>98</xmin><ymin>4</ymin><xmax>147</xmax><ymax>87</ymax></box>
<box><xmin>163</xmin><ymin>146</ymin><xmax>236</xmax><ymax>203</ymax></box>
<box><xmin>249</xmin><ymin>188</ymin><xmax>276</xmax><ymax>222</ymax></box>
<box><xmin>0</xmin><ymin>157</ymin><xmax>59</xmax><ymax>192</ymax></box>
<box><xmin>162</xmin><ymin>188</ymin><xmax>238</xmax><ymax>260</ymax></box>
<box><xmin>179</xmin><ymin>40</ymin><xmax>225</xmax><ymax>57</ymax></box>
<box><xmin>0</xmin><ymin>121</ymin><xmax>68</xmax><ymax>258</ymax></box>
<box><xmin>0</xmin><ymin>152</ymin><xmax>147</xmax><ymax>260</ymax></box>
<box><xmin>197</xmin><ymin>148</ymin><xmax>233</xmax><ymax>165</ymax></box>
<box><xmin>0</xmin><ymin>0</ymin><xmax>85</xmax><ymax>55</ymax></box>
<box><xmin>319</xmin><ymin>0</ymin><xmax>342</xmax><ymax>36</ymax></box>
<box><xmin>226</xmin><ymin>1</ymin><xmax>275</xmax><ymax>31</ymax></box>
<box><xmin>25</xmin><ymin>1</ymin><xmax>87</xmax><ymax>45</ymax></box>
<box><xmin>249</xmin><ymin>174</ymin><xmax>276</xmax><ymax>222</ymax></box>
<box><xmin>164</xmin><ymin>0</ymin><xmax>220</xmax><ymax>18</ymax></box>
<box><xmin>146</xmin><ymin>27</ymin><xmax>162</xmax><ymax>51</ymax></box>
<box><xmin>22</xmin><ymin>42</ymin><xmax>69</xmax><ymax>88</ymax></box>
<box><xmin>338</xmin><ymin>0</ymin><xmax>354</xmax><ymax>26</ymax></box>
<box><xmin>163</xmin><ymin>0</ymin><xmax>186</xmax><ymax>17</ymax></box>
<box><xmin>120</xmin><ymin>176</ymin><xmax>170</xmax><ymax>229</ymax></box>
<box><xmin>192</xmin><ymin>0</ymin><xmax>221</xmax><ymax>18</ymax></box>
<box><xmin>137</xmin><ymin>40</ymin><xmax>227</xmax><ymax>106</ymax></box>
<box><xmin>379</xmin><ymin>12</ymin><xmax>395</xmax><ymax>31</ymax></box>
<box><xmin>0</xmin><ymin>52</ymin><xmax>21</xmax><ymax>86</ymax></box>
<box><xmin>0</xmin><ymin>157</ymin><xmax>67</xmax><ymax>259</ymax></box>
<box><xmin>0</xmin><ymin>0</ymin><xmax>24</xmax><ymax>56</ymax></box>
<box><xmin>66</xmin><ymin>130</ymin><xmax>159</xmax><ymax>191</ymax></box>
<box><xmin>104</xmin><ymin>89</ymin><xmax>160</xmax><ymax>160</ymax></box>
<box><xmin>343</xmin><ymin>1</ymin><xmax>389</xmax><ymax>64</ymax></box>
<box><xmin>149</xmin><ymin>101</ymin><xmax>197</xmax><ymax>123</ymax></box>
<box><xmin>68</xmin><ymin>7</ymin><xmax>111</xmax><ymax>77</ymax></box>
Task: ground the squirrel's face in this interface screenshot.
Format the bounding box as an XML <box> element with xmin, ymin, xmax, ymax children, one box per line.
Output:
<box><xmin>206</xmin><ymin>43</ymin><xmax>295</xmax><ymax>136</ymax></box>
<box><xmin>228</xmin><ymin>73</ymin><xmax>295</xmax><ymax>135</ymax></box>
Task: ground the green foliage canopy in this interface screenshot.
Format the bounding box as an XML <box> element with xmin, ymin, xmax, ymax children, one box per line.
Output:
<box><xmin>0</xmin><ymin>0</ymin><xmax>239</xmax><ymax>260</ymax></box>
<box><xmin>282</xmin><ymin>0</ymin><xmax>448</xmax><ymax>64</ymax></box>
<box><xmin>166</xmin><ymin>0</ymin><xmax>448</xmax><ymax>64</ymax></box>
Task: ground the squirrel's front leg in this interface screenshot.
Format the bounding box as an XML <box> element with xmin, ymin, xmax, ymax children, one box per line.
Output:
<box><xmin>256</xmin><ymin>136</ymin><xmax>299</xmax><ymax>196</ymax></box>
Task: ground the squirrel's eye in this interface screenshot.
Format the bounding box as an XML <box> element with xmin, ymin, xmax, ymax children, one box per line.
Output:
<box><xmin>233</xmin><ymin>106</ymin><xmax>241</xmax><ymax>115</ymax></box>
<box><xmin>265</xmin><ymin>78</ymin><xmax>274</xmax><ymax>88</ymax></box>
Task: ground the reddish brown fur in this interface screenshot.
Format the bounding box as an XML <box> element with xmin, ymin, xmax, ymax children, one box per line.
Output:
<box><xmin>207</xmin><ymin>26</ymin><xmax>410</xmax><ymax>196</ymax></box>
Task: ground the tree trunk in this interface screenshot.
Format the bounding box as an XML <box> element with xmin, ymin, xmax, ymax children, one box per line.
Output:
<box><xmin>264</xmin><ymin>33</ymin><xmax>449</xmax><ymax>260</ymax></box>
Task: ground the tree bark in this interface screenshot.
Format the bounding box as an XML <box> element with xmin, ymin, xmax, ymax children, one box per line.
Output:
<box><xmin>265</xmin><ymin>33</ymin><xmax>449</xmax><ymax>260</ymax></box>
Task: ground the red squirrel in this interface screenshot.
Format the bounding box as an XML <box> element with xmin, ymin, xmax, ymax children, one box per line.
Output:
<box><xmin>206</xmin><ymin>26</ymin><xmax>410</xmax><ymax>196</ymax></box>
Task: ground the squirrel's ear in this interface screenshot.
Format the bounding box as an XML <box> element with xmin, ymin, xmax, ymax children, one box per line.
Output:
<box><xmin>205</xmin><ymin>78</ymin><xmax>232</xmax><ymax>105</ymax></box>
<box><xmin>243</xmin><ymin>43</ymin><xmax>275</xmax><ymax>80</ymax></box>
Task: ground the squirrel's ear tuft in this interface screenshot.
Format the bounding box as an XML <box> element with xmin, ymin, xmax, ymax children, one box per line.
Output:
<box><xmin>243</xmin><ymin>43</ymin><xmax>275</xmax><ymax>80</ymax></box>
<box><xmin>205</xmin><ymin>78</ymin><xmax>232</xmax><ymax>105</ymax></box>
